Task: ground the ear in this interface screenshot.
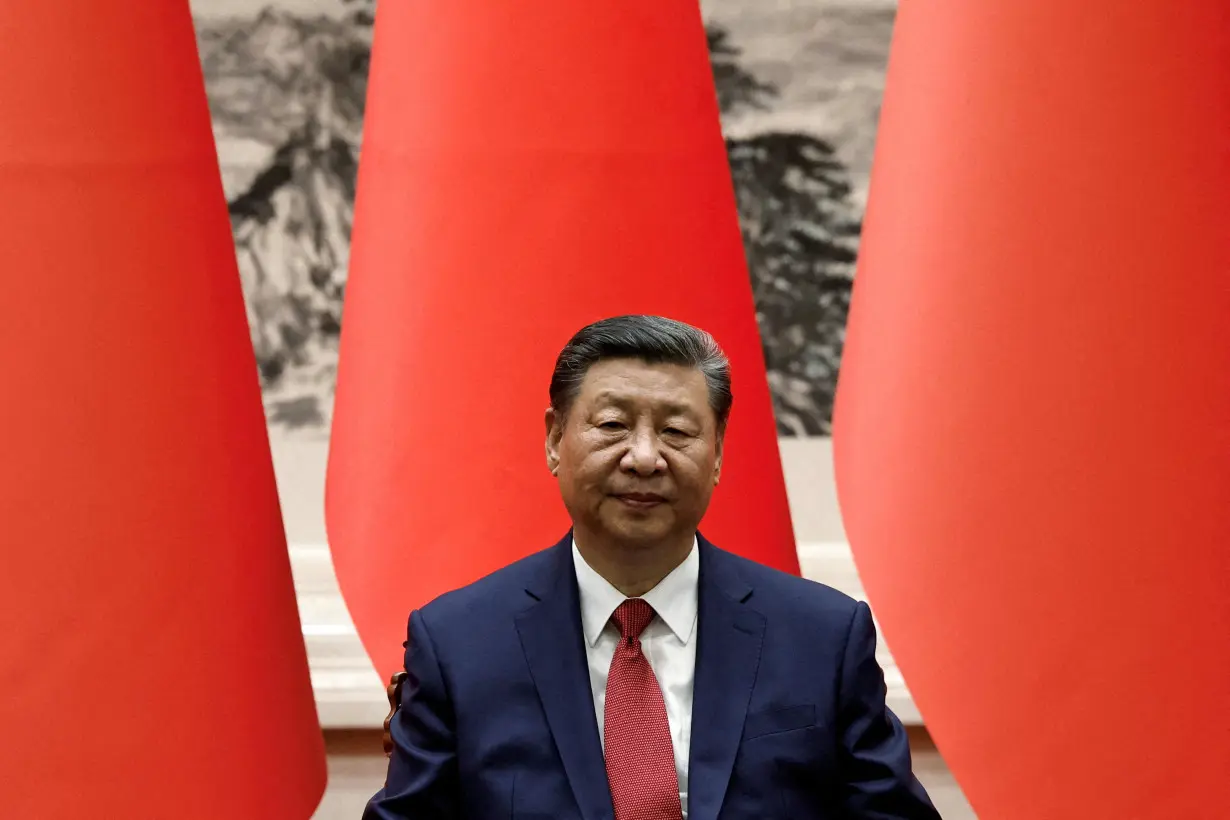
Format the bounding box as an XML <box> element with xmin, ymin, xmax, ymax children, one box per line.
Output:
<box><xmin>545</xmin><ymin>407</ymin><xmax>562</xmax><ymax>475</ymax></box>
<box><xmin>713</xmin><ymin>431</ymin><xmax>724</xmax><ymax>486</ymax></box>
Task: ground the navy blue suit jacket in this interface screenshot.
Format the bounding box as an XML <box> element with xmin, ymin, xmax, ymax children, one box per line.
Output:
<box><xmin>366</xmin><ymin>534</ymin><xmax>940</xmax><ymax>819</ymax></box>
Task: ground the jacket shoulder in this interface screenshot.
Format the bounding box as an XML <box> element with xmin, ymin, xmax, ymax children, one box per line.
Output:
<box><xmin>416</xmin><ymin>540</ymin><xmax>562</xmax><ymax>622</ymax></box>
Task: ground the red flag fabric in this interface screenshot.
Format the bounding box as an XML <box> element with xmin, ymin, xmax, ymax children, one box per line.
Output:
<box><xmin>833</xmin><ymin>0</ymin><xmax>1230</xmax><ymax>817</ymax></box>
<box><xmin>0</xmin><ymin>3</ymin><xmax>326</xmax><ymax>817</ymax></box>
<box><xmin>327</xmin><ymin>0</ymin><xmax>798</xmax><ymax>682</ymax></box>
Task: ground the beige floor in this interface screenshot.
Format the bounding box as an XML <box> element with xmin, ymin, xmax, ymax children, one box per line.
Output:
<box><xmin>315</xmin><ymin>730</ymin><xmax>975</xmax><ymax>819</ymax></box>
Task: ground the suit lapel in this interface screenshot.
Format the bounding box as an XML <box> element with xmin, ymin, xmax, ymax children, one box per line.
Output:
<box><xmin>515</xmin><ymin>536</ymin><xmax>614</xmax><ymax>820</ymax></box>
<box><xmin>686</xmin><ymin>540</ymin><xmax>765</xmax><ymax>820</ymax></box>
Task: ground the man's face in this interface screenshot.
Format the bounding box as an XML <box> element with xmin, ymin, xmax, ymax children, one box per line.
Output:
<box><xmin>545</xmin><ymin>358</ymin><xmax>723</xmax><ymax>547</ymax></box>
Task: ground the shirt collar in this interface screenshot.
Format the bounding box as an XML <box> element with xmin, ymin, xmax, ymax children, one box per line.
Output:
<box><xmin>572</xmin><ymin>535</ymin><xmax>700</xmax><ymax>647</ymax></box>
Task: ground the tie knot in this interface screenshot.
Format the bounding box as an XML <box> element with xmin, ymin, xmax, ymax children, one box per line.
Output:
<box><xmin>611</xmin><ymin>598</ymin><xmax>655</xmax><ymax>642</ymax></box>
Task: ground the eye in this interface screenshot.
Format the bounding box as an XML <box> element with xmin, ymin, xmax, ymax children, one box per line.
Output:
<box><xmin>598</xmin><ymin>421</ymin><xmax>625</xmax><ymax>431</ymax></box>
<box><xmin>664</xmin><ymin>427</ymin><xmax>688</xmax><ymax>437</ymax></box>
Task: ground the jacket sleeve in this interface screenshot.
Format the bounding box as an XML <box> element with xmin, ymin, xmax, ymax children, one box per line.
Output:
<box><xmin>837</xmin><ymin>601</ymin><xmax>942</xmax><ymax>819</ymax></box>
<box><xmin>363</xmin><ymin>609</ymin><xmax>460</xmax><ymax>819</ymax></box>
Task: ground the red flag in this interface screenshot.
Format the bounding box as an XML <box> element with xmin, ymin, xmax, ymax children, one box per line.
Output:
<box><xmin>833</xmin><ymin>0</ymin><xmax>1230</xmax><ymax>817</ymax></box>
<box><xmin>0</xmin><ymin>3</ymin><xmax>326</xmax><ymax>816</ymax></box>
<box><xmin>328</xmin><ymin>0</ymin><xmax>798</xmax><ymax>682</ymax></box>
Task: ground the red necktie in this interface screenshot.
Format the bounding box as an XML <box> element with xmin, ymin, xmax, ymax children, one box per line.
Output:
<box><xmin>603</xmin><ymin>598</ymin><xmax>682</xmax><ymax>820</ymax></box>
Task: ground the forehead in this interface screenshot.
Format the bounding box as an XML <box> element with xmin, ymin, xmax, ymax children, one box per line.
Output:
<box><xmin>575</xmin><ymin>358</ymin><xmax>710</xmax><ymax>411</ymax></box>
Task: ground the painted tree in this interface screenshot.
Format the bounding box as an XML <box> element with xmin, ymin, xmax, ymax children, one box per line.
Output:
<box><xmin>707</xmin><ymin>23</ymin><xmax>862</xmax><ymax>435</ymax></box>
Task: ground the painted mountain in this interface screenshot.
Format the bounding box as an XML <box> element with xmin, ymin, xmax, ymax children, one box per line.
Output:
<box><xmin>194</xmin><ymin>1</ymin><xmax>892</xmax><ymax>438</ymax></box>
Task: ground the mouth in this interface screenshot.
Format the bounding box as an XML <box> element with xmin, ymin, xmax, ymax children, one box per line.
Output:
<box><xmin>613</xmin><ymin>492</ymin><xmax>668</xmax><ymax>510</ymax></box>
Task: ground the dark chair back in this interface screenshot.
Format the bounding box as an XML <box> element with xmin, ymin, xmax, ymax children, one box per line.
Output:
<box><xmin>383</xmin><ymin>671</ymin><xmax>408</xmax><ymax>758</ymax></box>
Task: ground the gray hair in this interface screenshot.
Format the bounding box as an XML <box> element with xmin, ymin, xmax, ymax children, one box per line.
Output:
<box><xmin>549</xmin><ymin>315</ymin><xmax>733</xmax><ymax>431</ymax></box>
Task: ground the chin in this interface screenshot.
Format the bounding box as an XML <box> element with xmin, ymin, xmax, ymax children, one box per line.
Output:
<box><xmin>603</xmin><ymin>516</ymin><xmax>674</xmax><ymax>546</ymax></box>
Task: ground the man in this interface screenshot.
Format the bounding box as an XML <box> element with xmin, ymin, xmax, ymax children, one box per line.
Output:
<box><xmin>366</xmin><ymin>315</ymin><xmax>939</xmax><ymax>819</ymax></box>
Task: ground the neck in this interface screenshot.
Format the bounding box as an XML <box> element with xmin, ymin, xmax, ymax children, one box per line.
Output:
<box><xmin>573</xmin><ymin>530</ymin><xmax>694</xmax><ymax>598</ymax></box>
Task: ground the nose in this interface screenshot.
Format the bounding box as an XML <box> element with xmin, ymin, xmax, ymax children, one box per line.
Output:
<box><xmin>620</xmin><ymin>425</ymin><xmax>666</xmax><ymax>476</ymax></box>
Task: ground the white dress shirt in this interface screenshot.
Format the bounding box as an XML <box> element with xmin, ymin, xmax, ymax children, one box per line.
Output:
<box><xmin>572</xmin><ymin>538</ymin><xmax>699</xmax><ymax>819</ymax></box>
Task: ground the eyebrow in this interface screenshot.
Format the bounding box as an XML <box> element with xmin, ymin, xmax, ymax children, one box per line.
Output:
<box><xmin>591</xmin><ymin>392</ymin><xmax>700</xmax><ymax>418</ymax></box>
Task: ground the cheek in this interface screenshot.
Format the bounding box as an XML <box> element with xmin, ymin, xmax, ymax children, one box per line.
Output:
<box><xmin>668</xmin><ymin>452</ymin><xmax>717</xmax><ymax>494</ymax></box>
<box><xmin>578</xmin><ymin>452</ymin><xmax>618</xmax><ymax>485</ymax></box>
<box><xmin>559</xmin><ymin>443</ymin><xmax>616</xmax><ymax>486</ymax></box>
